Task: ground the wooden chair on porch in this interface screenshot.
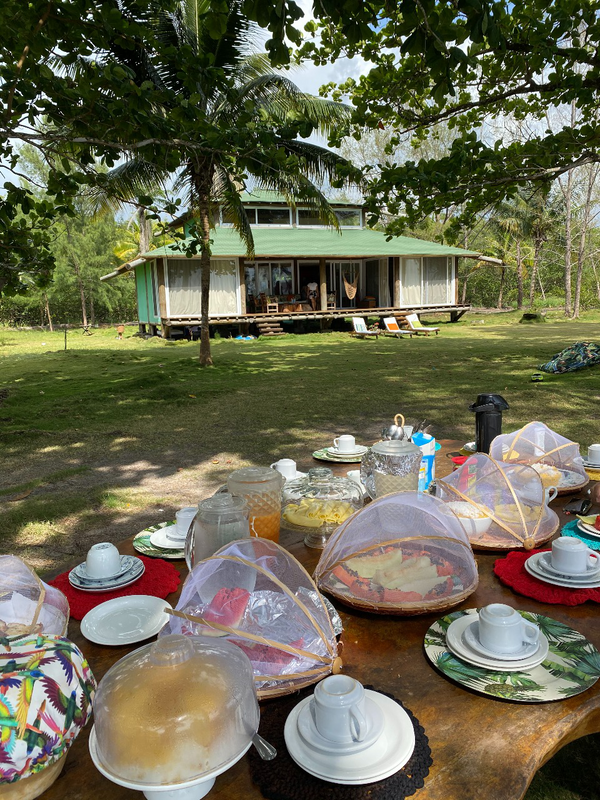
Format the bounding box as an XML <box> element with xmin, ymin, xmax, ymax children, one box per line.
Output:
<box><xmin>326</xmin><ymin>293</ymin><xmax>336</xmax><ymax>309</ymax></box>
<box><xmin>259</xmin><ymin>293</ymin><xmax>279</xmax><ymax>313</ymax></box>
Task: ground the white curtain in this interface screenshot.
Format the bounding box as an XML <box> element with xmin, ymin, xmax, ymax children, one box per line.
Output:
<box><xmin>209</xmin><ymin>259</ymin><xmax>238</xmax><ymax>315</ymax></box>
<box><xmin>378</xmin><ymin>259</ymin><xmax>391</xmax><ymax>307</ymax></box>
<box><xmin>401</xmin><ymin>258</ymin><xmax>422</xmax><ymax>306</ymax></box>
<box><xmin>167</xmin><ymin>259</ymin><xmax>202</xmax><ymax>316</ymax></box>
<box><xmin>423</xmin><ymin>257</ymin><xmax>449</xmax><ymax>304</ymax></box>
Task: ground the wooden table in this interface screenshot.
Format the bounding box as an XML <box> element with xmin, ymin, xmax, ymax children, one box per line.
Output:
<box><xmin>42</xmin><ymin>445</ymin><xmax>600</xmax><ymax>800</ymax></box>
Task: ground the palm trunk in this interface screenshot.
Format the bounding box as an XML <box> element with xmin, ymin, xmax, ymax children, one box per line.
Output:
<box><xmin>516</xmin><ymin>239</ymin><xmax>524</xmax><ymax>309</ymax></box>
<box><xmin>529</xmin><ymin>239</ymin><xmax>544</xmax><ymax>308</ymax></box>
<box><xmin>137</xmin><ymin>206</ymin><xmax>151</xmax><ymax>255</ymax></box>
<box><xmin>497</xmin><ymin>267</ymin><xmax>505</xmax><ymax>308</ymax></box>
<box><xmin>192</xmin><ymin>166</ymin><xmax>214</xmax><ymax>367</ymax></box>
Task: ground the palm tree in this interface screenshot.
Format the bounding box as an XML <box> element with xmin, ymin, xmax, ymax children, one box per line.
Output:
<box><xmin>88</xmin><ymin>0</ymin><xmax>357</xmax><ymax>365</ymax></box>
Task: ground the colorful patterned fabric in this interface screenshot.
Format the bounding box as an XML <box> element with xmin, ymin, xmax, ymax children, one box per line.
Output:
<box><xmin>539</xmin><ymin>341</ymin><xmax>600</xmax><ymax>373</ymax></box>
<box><xmin>0</xmin><ymin>634</ymin><xmax>95</xmax><ymax>785</ymax></box>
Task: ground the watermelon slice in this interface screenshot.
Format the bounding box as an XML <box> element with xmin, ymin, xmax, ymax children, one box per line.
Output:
<box><xmin>202</xmin><ymin>587</ymin><xmax>250</xmax><ymax>631</ymax></box>
<box><xmin>595</xmin><ymin>515</ymin><xmax>600</xmax><ymax>532</ymax></box>
<box><xmin>236</xmin><ymin>638</ymin><xmax>305</xmax><ymax>669</ymax></box>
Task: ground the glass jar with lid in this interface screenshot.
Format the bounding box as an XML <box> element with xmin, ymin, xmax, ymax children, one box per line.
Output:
<box><xmin>281</xmin><ymin>467</ymin><xmax>364</xmax><ymax>548</ymax></box>
<box><xmin>227</xmin><ymin>467</ymin><xmax>284</xmax><ymax>543</ymax></box>
<box><xmin>185</xmin><ymin>493</ymin><xmax>250</xmax><ymax>570</ymax></box>
<box><xmin>360</xmin><ymin>439</ymin><xmax>422</xmax><ymax>499</ymax></box>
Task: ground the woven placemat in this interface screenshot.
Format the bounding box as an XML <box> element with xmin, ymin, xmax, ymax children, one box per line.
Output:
<box><xmin>248</xmin><ymin>685</ymin><xmax>432</xmax><ymax>800</ymax></box>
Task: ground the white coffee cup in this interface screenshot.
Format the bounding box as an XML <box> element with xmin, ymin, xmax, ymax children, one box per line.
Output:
<box><xmin>588</xmin><ymin>444</ymin><xmax>600</xmax><ymax>465</ymax></box>
<box><xmin>270</xmin><ymin>458</ymin><xmax>297</xmax><ymax>480</ymax></box>
<box><xmin>478</xmin><ymin>603</ymin><xmax>539</xmax><ymax>655</ymax></box>
<box><xmin>545</xmin><ymin>486</ymin><xmax>558</xmax><ymax>504</ymax></box>
<box><xmin>334</xmin><ymin>435</ymin><xmax>356</xmax><ymax>453</ymax></box>
<box><xmin>85</xmin><ymin>542</ymin><xmax>122</xmax><ymax>579</ymax></box>
<box><xmin>174</xmin><ymin>507</ymin><xmax>197</xmax><ymax>538</ymax></box>
<box><xmin>310</xmin><ymin>675</ymin><xmax>367</xmax><ymax>743</ymax></box>
<box><xmin>551</xmin><ymin>536</ymin><xmax>600</xmax><ymax>575</ymax></box>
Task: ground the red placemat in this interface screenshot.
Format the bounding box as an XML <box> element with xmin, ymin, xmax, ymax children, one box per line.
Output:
<box><xmin>493</xmin><ymin>549</ymin><xmax>600</xmax><ymax>606</ymax></box>
<box><xmin>49</xmin><ymin>556</ymin><xmax>181</xmax><ymax>620</ymax></box>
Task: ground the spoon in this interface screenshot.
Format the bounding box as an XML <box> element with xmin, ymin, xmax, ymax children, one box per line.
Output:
<box><xmin>252</xmin><ymin>733</ymin><xmax>277</xmax><ymax>761</ymax></box>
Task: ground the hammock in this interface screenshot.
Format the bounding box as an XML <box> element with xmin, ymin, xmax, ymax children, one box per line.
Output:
<box><xmin>343</xmin><ymin>272</ymin><xmax>359</xmax><ymax>300</ymax></box>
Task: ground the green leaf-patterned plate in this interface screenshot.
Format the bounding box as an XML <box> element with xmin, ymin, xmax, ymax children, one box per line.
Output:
<box><xmin>424</xmin><ymin>608</ymin><xmax>600</xmax><ymax>702</ymax></box>
<box><xmin>133</xmin><ymin>522</ymin><xmax>185</xmax><ymax>560</ymax></box>
<box><xmin>312</xmin><ymin>448</ymin><xmax>364</xmax><ymax>464</ymax></box>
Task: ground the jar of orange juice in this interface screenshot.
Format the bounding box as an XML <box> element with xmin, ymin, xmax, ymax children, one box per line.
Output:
<box><xmin>227</xmin><ymin>467</ymin><xmax>284</xmax><ymax>542</ymax></box>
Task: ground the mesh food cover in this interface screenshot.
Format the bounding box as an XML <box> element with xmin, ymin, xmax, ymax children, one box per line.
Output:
<box><xmin>314</xmin><ymin>492</ymin><xmax>478</xmax><ymax>615</ymax></box>
<box><xmin>0</xmin><ymin>556</ymin><xmax>69</xmax><ymax>639</ymax></box>
<box><xmin>161</xmin><ymin>538</ymin><xmax>340</xmax><ymax>698</ymax></box>
<box><xmin>489</xmin><ymin>421</ymin><xmax>588</xmax><ymax>493</ymax></box>
<box><xmin>437</xmin><ymin>453</ymin><xmax>560</xmax><ymax>550</ymax></box>
<box><xmin>92</xmin><ymin>635</ymin><xmax>259</xmax><ymax>787</ymax></box>
<box><xmin>0</xmin><ymin>633</ymin><xmax>95</xmax><ymax>785</ymax></box>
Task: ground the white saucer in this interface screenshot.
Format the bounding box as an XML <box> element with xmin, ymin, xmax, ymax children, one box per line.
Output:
<box><xmin>463</xmin><ymin>619</ymin><xmax>539</xmax><ymax>660</ymax></box>
<box><xmin>446</xmin><ymin>615</ymin><xmax>549</xmax><ymax>672</ymax></box>
<box><xmin>284</xmin><ymin>690</ymin><xmax>415</xmax><ymax>785</ymax></box>
<box><xmin>537</xmin><ymin>551</ymin><xmax>600</xmax><ymax>578</ymax></box>
<box><xmin>296</xmin><ymin>696</ymin><xmax>385</xmax><ymax>755</ymax></box>
<box><xmin>72</xmin><ymin>555</ymin><xmax>138</xmax><ymax>582</ymax></box>
<box><xmin>69</xmin><ymin>563</ymin><xmax>145</xmax><ymax>593</ymax></box>
<box><xmin>81</xmin><ymin>595</ymin><xmax>172</xmax><ymax>645</ymax></box>
<box><xmin>582</xmin><ymin>460</ymin><xmax>600</xmax><ymax>469</ymax></box>
<box><xmin>327</xmin><ymin>445</ymin><xmax>368</xmax><ymax>457</ymax></box>
<box><xmin>524</xmin><ymin>555</ymin><xmax>600</xmax><ymax>588</ymax></box>
<box><xmin>150</xmin><ymin>525</ymin><xmax>189</xmax><ymax>550</ymax></box>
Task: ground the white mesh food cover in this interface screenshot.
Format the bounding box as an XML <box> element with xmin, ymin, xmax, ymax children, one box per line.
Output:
<box><xmin>160</xmin><ymin>538</ymin><xmax>340</xmax><ymax>698</ymax></box>
<box><xmin>437</xmin><ymin>453</ymin><xmax>560</xmax><ymax>550</ymax></box>
<box><xmin>314</xmin><ymin>492</ymin><xmax>478</xmax><ymax>615</ymax></box>
<box><xmin>92</xmin><ymin>635</ymin><xmax>258</xmax><ymax>787</ymax></box>
<box><xmin>489</xmin><ymin>421</ymin><xmax>588</xmax><ymax>491</ymax></box>
<box><xmin>0</xmin><ymin>556</ymin><xmax>69</xmax><ymax>638</ymax></box>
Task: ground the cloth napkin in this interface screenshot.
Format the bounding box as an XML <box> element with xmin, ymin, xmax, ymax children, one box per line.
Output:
<box><xmin>493</xmin><ymin>548</ymin><xmax>600</xmax><ymax>606</ymax></box>
<box><xmin>49</xmin><ymin>555</ymin><xmax>181</xmax><ymax>620</ymax></box>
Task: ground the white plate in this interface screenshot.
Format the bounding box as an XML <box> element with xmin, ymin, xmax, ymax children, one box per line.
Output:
<box><xmin>284</xmin><ymin>690</ymin><xmax>415</xmax><ymax>785</ymax></box>
<box><xmin>527</xmin><ymin>552</ymin><xmax>600</xmax><ymax>584</ymax></box>
<box><xmin>150</xmin><ymin>525</ymin><xmax>189</xmax><ymax>550</ymax></box>
<box><xmin>69</xmin><ymin>562</ymin><xmax>145</xmax><ymax>592</ymax></box>
<box><xmin>81</xmin><ymin>595</ymin><xmax>172</xmax><ymax>645</ymax></box>
<box><xmin>581</xmin><ymin>460</ymin><xmax>600</xmax><ymax>469</ymax></box>
<box><xmin>557</xmin><ymin>468</ymin><xmax>588</xmax><ymax>488</ymax></box>
<box><xmin>327</xmin><ymin>445</ymin><xmax>368</xmax><ymax>457</ymax></box>
<box><xmin>524</xmin><ymin>556</ymin><xmax>600</xmax><ymax>589</ymax></box>
<box><xmin>296</xmin><ymin>696</ymin><xmax>385</xmax><ymax>755</ymax></box>
<box><xmin>446</xmin><ymin>615</ymin><xmax>549</xmax><ymax>672</ymax></box>
<box><xmin>536</xmin><ymin>551</ymin><xmax>600</xmax><ymax>579</ymax></box>
<box><xmin>463</xmin><ymin>619</ymin><xmax>540</xmax><ymax>661</ymax></box>
<box><xmin>577</xmin><ymin>520</ymin><xmax>600</xmax><ymax>539</ymax></box>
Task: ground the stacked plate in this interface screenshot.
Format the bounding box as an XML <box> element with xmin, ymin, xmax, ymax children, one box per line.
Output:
<box><xmin>312</xmin><ymin>445</ymin><xmax>368</xmax><ymax>464</ymax></box>
<box><xmin>445</xmin><ymin>613</ymin><xmax>549</xmax><ymax>672</ymax></box>
<box><xmin>69</xmin><ymin>556</ymin><xmax>145</xmax><ymax>592</ymax></box>
<box><xmin>284</xmin><ymin>690</ymin><xmax>415</xmax><ymax>785</ymax></box>
<box><xmin>524</xmin><ymin>551</ymin><xmax>600</xmax><ymax>589</ymax></box>
<box><xmin>149</xmin><ymin>523</ymin><xmax>187</xmax><ymax>551</ymax></box>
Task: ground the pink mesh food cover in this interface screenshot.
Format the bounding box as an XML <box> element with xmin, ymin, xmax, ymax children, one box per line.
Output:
<box><xmin>314</xmin><ymin>492</ymin><xmax>478</xmax><ymax>615</ymax></box>
<box><xmin>160</xmin><ymin>538</ymin><xmax>340</xmax><ymax>698</ymax></box>
<box><xmin>0</xmin><ymin>556</ymin><xmax>69</xmax><ymax>639</ymax></box>
<box><xmin>437</xmin><ymin>453</ymin><xmax>560</xmax><ymax>550</ymax></box>
<box><xmin>489</xmin><ymin>421</ymin><xmax>588</xmax><ymax>493</ymax></box>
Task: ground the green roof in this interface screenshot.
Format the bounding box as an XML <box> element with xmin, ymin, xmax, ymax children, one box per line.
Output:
<box><xmin>146</xmin><ymin>226</ymin><xmax>477</xmax><ymax>259</ymax></box>
<box><xmin>239</xmin><ymin>189</ymin><xmax>362</xmax><ymax>206</ymax></box>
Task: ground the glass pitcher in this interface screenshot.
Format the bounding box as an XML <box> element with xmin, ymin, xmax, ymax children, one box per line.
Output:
<box><xmin>185</xmin><ymin>493</ymin><xmax>250</xmax><ymax>570</ymax></box>
<box><xmin>360</xmin><ymin>439</ymin><xmax>422</xmax><ymax>499</ymax></box>
<box><xmin>227</xmin><ymin>467</ymin><xmax>285</xmax><ymax>542</ymax></box>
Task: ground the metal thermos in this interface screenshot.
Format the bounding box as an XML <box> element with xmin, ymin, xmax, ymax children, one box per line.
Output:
<box><xmin>468</xmin><ymin>393</ymin><xmax>509</xmax><ymax>454</ymax></box>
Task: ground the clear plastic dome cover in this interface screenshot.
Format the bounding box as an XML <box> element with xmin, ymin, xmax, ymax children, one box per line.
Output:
<box><xmin>489</xmin><ymin>421</ymin><xmax>588</xmax><ymax>492</ymax></box>
<box><xmin>314</xmin><ymin>492</ymin><xmax>479</xmax><ymax>615</ymax></box>
<box><xmin>160</xmin><ymin>538</ymin><xmax>339</xmax><ymax>698</ymax></box>
<box><xmin>92</xmin><ymin>635</ymin><xmax>259</xmax><ymax>787</ymax></box>
<box><xmin>0</xmin><ymin>556</ymin><xmax>69</xmax><ymax>638</ymax></box>
<box><xmin>437</xmin><ymin>453</ymin><xmax>560</xmax><ymax>550</ymax></box>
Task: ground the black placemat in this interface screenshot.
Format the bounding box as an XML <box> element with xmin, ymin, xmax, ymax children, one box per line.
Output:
<box><xmin>249</xmin><ymin>685</ymin><xmax>432</xmax><ymax>800</ymax></box>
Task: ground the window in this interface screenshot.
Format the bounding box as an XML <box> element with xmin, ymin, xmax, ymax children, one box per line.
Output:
<box><xmin>221</xmin><ymin>208</ymin><xmax>258</xmax><ymax>225</ymax></box>
<box><xmin>334</xmin><ymin>208</ymin><xmax>361</xmax><ymax>226</ymax></box>
<box><xmin>423</xmin><ymin>257</ymin><xmax>449</xmax><ymax>304</ymax></box>
<box><xmin>256</xmin><ymin>207</ymin><xmax>291</xmax><ymax>225</ymax></box>
<box><xmin>245</xmin><ymin>261</ymin><xmax>294</xmax><ymax>297</ymax></box>
<box><xmin>298</xmin><ymin>209</ymin><xmax>323</xmax><ymax>226</ymax></box>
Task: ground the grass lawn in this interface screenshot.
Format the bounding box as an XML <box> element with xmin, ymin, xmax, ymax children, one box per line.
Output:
<box><xmin>1</xmin><ymin>316</ymin><xmax>600</xmax><ymax>798</ymax></box>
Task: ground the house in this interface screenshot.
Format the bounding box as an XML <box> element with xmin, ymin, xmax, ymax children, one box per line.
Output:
<box><xmin>101</xmin><ymin>190</ymin><xmax>482</xmax><ymax>336</ymax></box>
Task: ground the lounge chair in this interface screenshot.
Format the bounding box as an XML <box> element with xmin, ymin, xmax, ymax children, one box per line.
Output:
<box><xmin>402</xmin><ymin>313</ymin><xmax>440</xmax><ymax>336</ymax></box>
<box><xmin>383</xmin><ymin>317</ymin><xmax>413</xmax><ymax>338</ymax></box>
<box><xmin>351</xmin><ymin>317</ymin><xmax>380</xmax><ymax>339</ymax></box>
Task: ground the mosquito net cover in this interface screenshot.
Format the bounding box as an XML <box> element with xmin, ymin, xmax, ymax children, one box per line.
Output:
<box><xmin>314</xmin><ymin>492</ymin><xmax>478</xmax><ymax>615</ymax></box>
<box><xmin>0</xmin><ymin>556</ymin><xmax>69</xmax><ymax>638</ymax></box>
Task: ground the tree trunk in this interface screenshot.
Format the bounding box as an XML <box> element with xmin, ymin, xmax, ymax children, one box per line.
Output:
<box><xmin>64</xmin><ymin>220</ymin><xmax>88</xmax><ymax>326</ymax></box>
<box><xmin>592</xmin><ymin>261</ymin><xmax>600</xmax><ymax>303</ymax></box>
<box><xmin>192</xmin><ymin>167</ymin><xmax>214</xmax><ymax>367</ymax></box>
<box><xmin>573</xmin><ymin>164</ymin><xmax>597</xmax><ymax>318</ymax></box>
<box><xmin>515</xmin><ymin>240</ymin><xmax>524</xmax><ymax>309</ymax></box>
<box><xmin>529</xmin><ymin>239</ymin><xmax>545</xmax><ymax>308</ymax></box>
<box><xmin>497</xmin><ymin>267</ymin><xmax>505</xmax><ymax>308</ymax></box>
<box><xmin>44</xmin><ymin>293</ymin><xmax>53</xmax><ymax>331</ymax></box>
<box><xmin>137</xmin><ymin>206</ymin><xmax>152</xmax><ymax>255</ymax></box>
<box><xmin>90</xmin><ymin>294</ymin><xmax>96</xmax><ymax>327</ymax></box>
<box><xmin>461</xmin><ymin>275</ymin><xmax>469</xmax><ymax>304</ymax></box>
